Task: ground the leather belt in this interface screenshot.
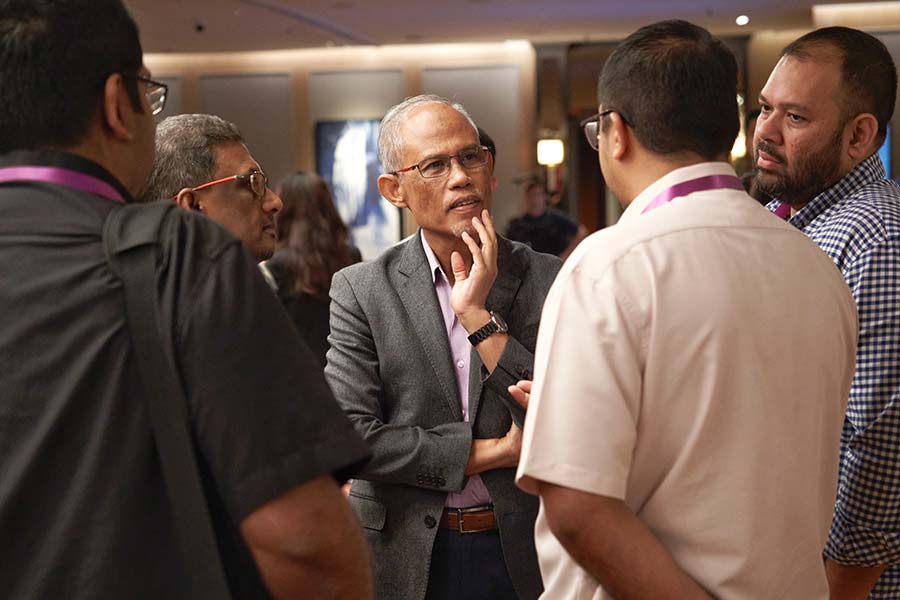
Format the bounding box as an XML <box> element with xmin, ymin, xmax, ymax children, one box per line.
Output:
<box><xmin>440</xmin><ymin>505</ymin><xmax>497</xmax><ymax>534</ymax></box>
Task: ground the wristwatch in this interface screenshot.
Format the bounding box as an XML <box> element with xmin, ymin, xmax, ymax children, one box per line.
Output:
<box><xmin>467</xmin><ymin>311</ymin><xmax>509</xmax><ymax>346</ymax></box>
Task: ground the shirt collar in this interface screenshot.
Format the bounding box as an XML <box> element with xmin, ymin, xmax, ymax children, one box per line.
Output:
<box><xmin>618</xmin><ymin>161</ymin><xmax>737</xmax><ymax>226</ymax></box>
<box><xmin>0</xmin><ymin>149</ymin><xmax>134</xmax><ymax>203</ymax></box>
<box><xmin>420</xmin><ymin>230</ymin><xmax>448</xmax><ymax>285</ymax></box>
<box><xmin>769</xmin><ymin>152</ymin><xmax>886</xmax><ymax>230</ymax></box>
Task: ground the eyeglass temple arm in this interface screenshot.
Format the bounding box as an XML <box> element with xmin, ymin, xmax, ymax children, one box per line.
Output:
<box><xmin>190</xmin><ymin>175</ymin><xmax>238</xmax><ymax>193</ymax></box>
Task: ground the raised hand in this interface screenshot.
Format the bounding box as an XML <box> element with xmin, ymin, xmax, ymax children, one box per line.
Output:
<box><xmin>450</xmin><ymin>209</ymin><xmax>498</xmax><ymax>328</ymax></box>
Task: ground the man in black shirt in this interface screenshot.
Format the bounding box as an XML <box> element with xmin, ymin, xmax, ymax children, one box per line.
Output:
<box><xmin>506</xmin><ymin>181</ymin><xmax>580</xmax><ymax>257</ymax></box>
<box><xmin>0</xmin><ymin>1</ymin><xmax>372</xmax><ymax>598</ymax></box>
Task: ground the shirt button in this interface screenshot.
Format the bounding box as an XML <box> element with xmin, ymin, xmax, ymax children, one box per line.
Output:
<box><xmin>456</xmin><ymin>359</ymin><xmax>465</xmax><ymax>369</ymax></box>
<box><xmin>424</xmin><ymin>515</ymin><xmax>437</xmax><ymax>528</ymax></box>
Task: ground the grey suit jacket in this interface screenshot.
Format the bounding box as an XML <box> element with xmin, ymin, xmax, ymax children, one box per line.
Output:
<box><xmin>326</xmin><ymin>233</ymin><xmax>561</xmax><ymax>600</ymax></box>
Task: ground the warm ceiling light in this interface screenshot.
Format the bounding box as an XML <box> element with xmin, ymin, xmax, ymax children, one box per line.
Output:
<box><xmin>735</xmin><ymin>15</ymin><xmax>750</xmax><ymax>26</ymax></box>
<box><xmin>814</xmin><ymin>2</ymin><xmax>900</xmax><ymax>29</ymax></box>
<box><xmin>537</xmin><ymin>139</ymin><xmax>564</xmax><ymax>166</ymax></box>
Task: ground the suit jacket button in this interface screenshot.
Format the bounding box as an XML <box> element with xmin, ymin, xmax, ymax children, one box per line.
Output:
<box><xmin>424</xmin><ymin>515</ymin><xmax>437</xmax><ymax>528</ymax></box>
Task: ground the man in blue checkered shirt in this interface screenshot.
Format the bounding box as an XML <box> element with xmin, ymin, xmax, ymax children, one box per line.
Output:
<box><xmin>755</xmin><ymin>27</ymin><xmax>900</xmax><ymax>599</ymax></box>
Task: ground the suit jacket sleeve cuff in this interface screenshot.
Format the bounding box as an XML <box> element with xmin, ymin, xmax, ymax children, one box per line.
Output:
<box><xmin>411</xmin><ymin>420</ymin><xmax>473</xmax><ymax>492</ymax></box>
<box><xmin>481</xmin><ymin>334</ymin><xmax>533</xmax><ymax>429</ymax></box>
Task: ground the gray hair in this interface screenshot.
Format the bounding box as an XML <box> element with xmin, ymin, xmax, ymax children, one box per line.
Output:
<box><xmin>377</xmin><ymin>94</ymin><xmax>479</xmax><ymax>173</ymax></box>
<box><xmin>139</xmin><ymin>113</ymin><xmax>244</xmax><ymax>202</ymax></box>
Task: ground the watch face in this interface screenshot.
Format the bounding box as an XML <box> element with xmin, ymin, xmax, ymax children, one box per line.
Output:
<box><xmin>491</xmin><ymin>311</ymin><xmax>509</xmax><ymax>333</ymax></box>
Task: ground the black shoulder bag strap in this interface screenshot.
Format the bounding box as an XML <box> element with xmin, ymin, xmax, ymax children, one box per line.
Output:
<box><xmin>102</xmin><ymin>201</ymin><xmax>232</xmax><ymax>599</ymax></box>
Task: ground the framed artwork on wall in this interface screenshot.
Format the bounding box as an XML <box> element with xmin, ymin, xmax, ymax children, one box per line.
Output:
<box><xmin>315</xmin><ymin>119</ymin><xmax>403</xmax><ymax>260</ymax></box>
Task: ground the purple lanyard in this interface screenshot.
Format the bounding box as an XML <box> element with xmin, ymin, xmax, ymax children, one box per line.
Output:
<box><xmin>0</xmin><ymin>165</ymin><xmax>125</xmax><ymax>204</ymax></box>
<box><xmin>772</xmin><ymin>202</ymin><xmax>791</xmax><ymax>220</ymax></box>
<box><xmin>642</xmin><ymin>174</ymin><xmax>744</xmax><ymax>214</ymax></box>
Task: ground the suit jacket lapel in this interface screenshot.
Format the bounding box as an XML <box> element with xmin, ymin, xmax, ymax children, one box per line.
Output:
<box><xmin>468</xmin><ymin>237</ymin><xmax>523</xmax><ymax>422</ymax></box>
<box><xmin>396</xmin><ymin>234</ymin><xmax>463</xmax><ymax>420</ymax></box>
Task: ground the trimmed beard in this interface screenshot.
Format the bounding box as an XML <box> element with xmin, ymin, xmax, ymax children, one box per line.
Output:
<box><xmin>754</xmin><ymin>126</ymin><xmax>845</xmax><ymax>207</ymax></box>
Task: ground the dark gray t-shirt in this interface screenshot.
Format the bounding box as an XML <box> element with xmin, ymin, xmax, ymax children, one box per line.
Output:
<box><xmin>506</xmin><ymin>208</ymin><xmax>578</xmax><ymax>257</ymax></box>
<box><xmin>0</xmin><ymin>151</ymin><xmax>369</xmax><ymax>598</ymax></box>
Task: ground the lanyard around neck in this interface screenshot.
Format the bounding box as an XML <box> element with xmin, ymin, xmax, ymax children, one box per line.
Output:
<box><xmin>772</xmin><ymin>202</ymin><xmax>791</xmax><ymax>220</ymax></box>
<box><xmin>642</xmin><ymin>174</ymin><xmax>744</xmax><ymax>214</ymax></box>
<box><xmin>0</xmin><ymin>165</ymin><xmax>125</xmax><ymax>204</ymax></box>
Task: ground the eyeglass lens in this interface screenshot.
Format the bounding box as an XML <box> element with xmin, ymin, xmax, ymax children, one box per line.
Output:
<box><xmin>148</xmin><ymin>85</ymin><xmax>167</xmax><ymax>116</ymax></box>
<box><xmin>418</xmin><ymin>146</ymin><xmax>487</xmax><ymax>178</ymax></box>
<box><xmin>583</xmin><ymin>119</ymin><xmax>599</xmax><ymax>151</ymax></box>
<box><xmin>248</xmin><ymin>172</ymin><xmax>268</xmax><ymax>197</ymax></box>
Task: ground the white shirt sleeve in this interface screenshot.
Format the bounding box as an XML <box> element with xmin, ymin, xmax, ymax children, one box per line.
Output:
<box><xmin>517</xmin><ymin>256</ymin><xmax>646</xmax><ymax>500</ymax></box>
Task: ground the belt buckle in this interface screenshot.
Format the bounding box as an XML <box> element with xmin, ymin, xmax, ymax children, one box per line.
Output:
<box><xmin>457</xmin><ymin>505</ymin><xmax>488</xmax><ymax>534</ymax></box>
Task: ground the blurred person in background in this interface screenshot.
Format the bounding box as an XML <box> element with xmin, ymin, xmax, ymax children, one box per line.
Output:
<box><xmin>267</xmin><ymin>171</ymin><xmax>361</xmax><ymax>367</ymax></box>
<box><xmin>506</xmin><ymin>179</ymin><xmax>582</xmax><ymax>259</ymax></box>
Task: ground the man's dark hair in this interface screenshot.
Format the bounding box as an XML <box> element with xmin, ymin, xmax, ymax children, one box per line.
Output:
<box><xmin>477</xmin><ymin>126</ymin><xmax>497</xmax><ymax>165</ymax></box>
<box><xmin>782</xmin><ymin>27</ymin><xmax>897</xmax><ymax>145</ymax></box>
<box><xmin>524</xmin><ymin>179</ymin><xmax>547</xmax><ymax>195</ymax></box>
<box><xmin>597</xmin><ymin>20</ymin><xmax>739</xmax><ymax>159</ymax></box>
<box><xmin>0</xmin><ymin>0</ymin><xmax>143</xmax><ymax>153</ymax></box>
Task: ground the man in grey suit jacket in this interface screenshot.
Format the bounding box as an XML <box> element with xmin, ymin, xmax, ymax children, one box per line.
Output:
<box><xmin>326</xmin><ymin>95</ymin><xmax>560</xmax><ymax>600</ymax></box>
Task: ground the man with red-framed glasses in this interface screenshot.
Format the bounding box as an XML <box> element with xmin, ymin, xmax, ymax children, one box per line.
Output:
<box><xmin>142</xmin><ymin>113</ymin><xmax>283</xmax><ymax>262</ymax></box>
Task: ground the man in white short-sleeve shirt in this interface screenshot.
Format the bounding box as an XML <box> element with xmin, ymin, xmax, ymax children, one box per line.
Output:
<box><xmin>515</xmin><ymin>20</ymin><xmax>858</xmax><ymax>600</ymax></box>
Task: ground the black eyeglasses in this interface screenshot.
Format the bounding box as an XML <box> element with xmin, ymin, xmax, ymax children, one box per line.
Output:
<box><xmin>580</xmin><ymin>109</ymin><xmax>634</xmax><ymax>151</ymax></box>
<box><xmin>392</xmin><ymin>145</ymin><xmax>490</xmax><ymax>179</ymax></box>
<box><xmin>188</xmin><ymin>170</ymin><xmax>268</xmax><ymax>199</ymax></box>
<box><xmin>122</xmin><ymin>74</ymin><xmax>168</xmax><ymax>116</ymax></box>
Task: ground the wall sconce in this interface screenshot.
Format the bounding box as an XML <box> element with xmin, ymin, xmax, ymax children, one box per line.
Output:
<box><xmin>537</xmin><ymin>139</ymin><xmax>565</xmax><ymax>166</ymax></box>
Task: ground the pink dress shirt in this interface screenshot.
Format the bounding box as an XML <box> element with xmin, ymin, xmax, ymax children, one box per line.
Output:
<box><xmin>421</xmin><ymin>233</ymin><xmax>492</xmax><ymax>508</ymax></box>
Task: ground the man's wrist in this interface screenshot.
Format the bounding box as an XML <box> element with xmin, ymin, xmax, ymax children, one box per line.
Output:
<box><xmin>467</xmin><ymin>437</ymin><xmax>505</xmax><ymax>475</ymax></box>
<box><xmin>502</xmin><ymin>434</ymin><xmax>519</xmax><ymax>467</ymax></box>
<box><xmin>457</xmin><ymin>307</ymin><xmax>491</xmax><ymax>333</ymax></box>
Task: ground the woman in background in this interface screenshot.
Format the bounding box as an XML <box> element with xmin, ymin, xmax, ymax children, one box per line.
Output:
<box><xmin>268</xmin><ymin>172</ymin><xmax>360</xmax><ymax>367</ymax></box>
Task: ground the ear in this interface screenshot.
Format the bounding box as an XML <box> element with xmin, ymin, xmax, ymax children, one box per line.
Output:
<box><xmin>174</xmin><ymin>188</ymin><xmax>199</xmax><ymax>211</ymax></box>
<box><xmin>100</xmin><ymin>73</ymin><xmax>139</xmax><ymax>143</ymax></box>
<box><xmin>606</xmin><ymin>112</ymin><xmax>630</xmax><ymax>161</ymax></box>
<box><xmin>378</xmin><ymin>173</ymin><xmax>407</xmax><ymax>209</ymax></box>
<box><xmin>846</xmin><ymin>113</ymin><xmax>880</xmax><ymax>162</ymax></box>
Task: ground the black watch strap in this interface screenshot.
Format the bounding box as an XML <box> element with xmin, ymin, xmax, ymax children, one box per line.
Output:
<box><xmin>468</xmin><ymin>311</ymin><xmax>508</xmax><ymax>346</ymax></box>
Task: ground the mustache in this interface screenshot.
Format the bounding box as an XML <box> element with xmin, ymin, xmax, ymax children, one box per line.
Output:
<box><xmin>449</xmin><ymin>194</ymin><xmax>481</xmax><ymax>209</ymax></box>
<box><xmin>755</xmin><ymin>141</ymin><xmax>786</xmax><ymax>164</ymax></box>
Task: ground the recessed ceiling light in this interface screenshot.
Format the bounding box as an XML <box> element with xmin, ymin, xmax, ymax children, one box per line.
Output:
<box><xmin>735</xmin><ymin>14</ymin><xmax>750</xmax><ymax>26</ymax></box>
